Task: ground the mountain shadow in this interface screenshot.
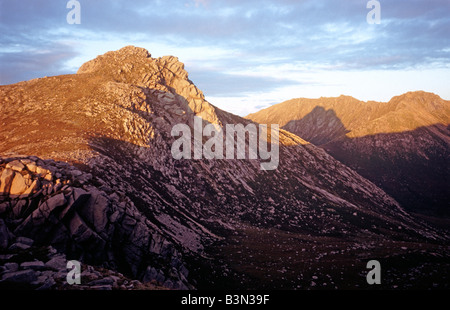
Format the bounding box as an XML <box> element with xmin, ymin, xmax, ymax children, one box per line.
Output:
<box><xmin>283</xmin><ymin>106</ymin><xmax>350</xmax><ymax>145</ymax></box>
<box><xmin>280</xmin><ymin>107</ymin><xmax>449</xmax><ymax>218</ymax></box>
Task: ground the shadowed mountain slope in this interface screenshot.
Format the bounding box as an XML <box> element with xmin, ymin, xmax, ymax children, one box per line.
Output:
<box><xmin>247</xmin><ymin>93</ymin><xmax>450</xmax><ymax>216</ymax></box>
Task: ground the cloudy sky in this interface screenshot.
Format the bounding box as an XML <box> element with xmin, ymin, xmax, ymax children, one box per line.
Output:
<box><xmin>1</xmin><ymin>0</ymin><xmax>449</xmax><ymax>116</ymax></box>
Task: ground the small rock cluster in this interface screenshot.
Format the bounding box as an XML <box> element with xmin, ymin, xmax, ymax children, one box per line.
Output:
<box><xmin>0</xmin><ymin>156</ymin><xmax>192</xmax><ymax>290</ymax></box>
<box><xmin>0</xmin><ymin>230</ymin><xmax>163</xmax><ymax>290</ymax></box>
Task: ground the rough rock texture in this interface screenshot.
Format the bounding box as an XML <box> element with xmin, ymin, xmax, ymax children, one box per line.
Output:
<box><xmin>0</xmin><ymin>157</ymin><xmax>191</xmax><ymax>289</ymax></box>
<box><xmin>0</xmin><ymin>46</ymin><xmax>449</xmax><ymax>290</ymax></box>
<box><xmin>247</xmin><ymin>93</ymin><xmax>450</xmax><ymax>216</ymax></box>
<box><xmin>0</xmin><ymin>241</ymin><xmax>167</xmax><ymax>290</ymax></box>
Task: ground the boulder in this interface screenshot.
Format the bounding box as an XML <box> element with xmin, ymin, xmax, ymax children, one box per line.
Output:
<box><xmin>8</xmin><ymin>242</ymin><xmax>31</xmax><ymax>250</ymax></box>
<box><xmin>143</xmin><ymin>266</ymin><xmax>158</xmax><ymax>283</ymax></box>
<box><xmin>6</xmin><ymin>160</ymin><xmax>25</xmax><ymax>172</ymax></box>
<box><xmin>12</xmin><ymin>200</ymin><xmax>28</xmax><ymax>218</ymax></box>
<box><xmin>20</xmin><ymin>261</ymin><xmax>46</xmax><ymax>271</ymax></box>
<box><xmin>0</xmin><ymin>219</ymin><xmax>11</xmax><ymax>250</ymax></box>
<box><xmin>1</xmin><ymin>269</ymin><xmax>37</xmax><ymax>283</ymax></box>
<box><xmin>26</xmin><ymin>162</ymin><xmax>38</xmax><ymax>173</ymax></box>
<box><xmin>77</xmin><ymin>191</ymin><xmax>110</xmax><ymax>234</ymax></box>
<box><xmin>0</xmin><ymin>168</ymin><xmax>15</xmax><ymax>194</ymax></box>
<box><xmin>3</xmin><ymin>262</ymin><xmax>19</xmax><ymax>273</ymax></box>
<box><xmin>68</xmin><ymin>212</ymin><xmax>90</xmax><ymax>241</ymax></box>
<box><xmin>129</xmin><ymin>221</ymin><xmax>149</xmax><ymax>249</ymax></box>
<box><xmin>179</xmin><ymin>264</ymin><xmax>189</xmax><ymax>279</ymax></box>
<box><xmin>0</xmin><ymin>202</ymin><xmax>10</xmax><ymax>215</ymax></box>
<box><xmin>35</xmin><ymin>276</ymin><xmax>56</xmax><ymax>290</ymax></box>
<box><xmin>21</xmin><ymin>179</ymin><xmax>40</xmax><ymax>197</ymax></box>
<box><xmin>45</xmin><ymin>255</ymin><xmax>67</xmax><ymax>271</ymax></box>
<box><xmin>19</xmin><ymin>159</ymin><xmax>34</xmax><ymax>166</ymax></box>
<box><xmin>155</xmin><ymin>270</ymin><xmax>165</xmax><ymax>284</ymax></box>
<box><xmin>88</xmin><ymin>277</ymin><xmax>115</xmax><ymax>286</ymax></box>
<box><xmin>149</xmin><ymin>234</ymin><xmax>165</xmax><ymax>254</ymax></box>
<box><xmin>73</xmin><ymin>187</ymin><xmax>89</xmax><ymax>201</ymax></box>
<box><xmin>121</xmin><ymin>214</ymin><xmax>137</xmax><ymax>233</ymax></box>
<box><xmin>10</xmin><ymin>173</ymin><xmax>28</xmax><ymax>196</ymax></box>
<box><xmin>15</xmin><ymin>236</ymin><xmax>34</xmax><ymax>246</ymax></box>
<box><xmin>36</xmin><ymin>193</ymin><xmax>67</xmax><ymax>222</ymax></box>
<box><xmin>163</xmin><ymin>279</ymin><xmax>174</xmax><ymax>289</ymax></box>
<box><xmin>32</xmin><ymin>166</ymin><xmax>52</xmax><ymax>181</ymax></box>
<box><xmin>36</xmin><ymin>166</ymin><xmax>50</xmax><ymax>177</ymax></box>
<box><xmin>109</xmin><ymin>210</ymin><xmax>121</xmax><ymax>223</ymax></box>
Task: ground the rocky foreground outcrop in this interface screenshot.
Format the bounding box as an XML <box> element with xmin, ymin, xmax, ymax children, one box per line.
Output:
<box><xmin>0</xmin><ymin>233</ymin><xmax>166</xmax><ymax>290</ymax></box>
<box><xmin>0</xmin><ymin>156</ymin><xmax>190</xmax><ymax>289</ymax></box>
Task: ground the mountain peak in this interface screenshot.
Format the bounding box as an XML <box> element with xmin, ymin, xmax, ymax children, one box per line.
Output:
<box><xmin>76</xmin><ymin>45</ymin><xmax>191</xmax><ymax>86</ymax></box>
<box><xmin>76</xmin><ymin>46</ymin><xmax>190</xmax><ymax>83</ymax></box>
<box><xmin>77</xmin><ymin>45</ymin><xmax>152</xmax><ymax>75</ymax></box>
<box><xmin>75</xmin><ymin>46</ymin><xmax>221</xmax><ymax>124</ymax></box>
<box><xmin>389</xmin><ymin>91</ymin><xmax>444</xmax><ymax>106</ymax></box>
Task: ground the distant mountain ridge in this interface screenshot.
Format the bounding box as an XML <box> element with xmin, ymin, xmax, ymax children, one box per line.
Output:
<box><xmin>247</xmin><ymin>91</ymin><xmax>450</xmax><ymax>216</ymax></box>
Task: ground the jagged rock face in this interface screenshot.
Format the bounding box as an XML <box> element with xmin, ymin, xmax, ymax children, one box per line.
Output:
<box><xmin>0</xmin><ymin>157</ymin><xmax>191</xmax><ymax>289</ymax></box>
<box><xmin>77</xmin><ymin>45</ymin><xmax>221</xmax><ymax>125</ymax></box>
<box><xmin>0</xmin><ymin>46</ymin><xmax>448</xmax><ymax>289</ymax></box>
<box><xmin>247</xmin><ymin>92</ymin><xmax>450</xmax><ymax>216</ymax></box>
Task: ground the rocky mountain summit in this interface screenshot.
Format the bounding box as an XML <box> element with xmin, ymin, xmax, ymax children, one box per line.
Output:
<box><xmin>1</xmin><ymin>46</ymin><xmax>449</xmax><ymax>289</ymax></box>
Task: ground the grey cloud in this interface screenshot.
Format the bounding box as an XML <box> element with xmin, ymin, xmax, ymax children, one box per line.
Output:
<box><xmin>189</xmin><ymin>70</ymin><xmax>301</xmax><ymax>97</ymax></box>
<box><xmin>0</xmin><ymin>0</ymin><xmax>449</xmax><ymax>85</ymax></box>
<box><xmin>0</xmin><ymin>43</ymin><xmax>78</xmax><ymax>85</ymax></box>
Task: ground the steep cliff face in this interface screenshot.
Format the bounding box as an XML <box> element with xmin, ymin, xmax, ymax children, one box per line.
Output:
<box><xmin>0</xmin><ymin>47</ymin><xmax>448</xmax><ymax>290</ymax></box>
<box><xmin>247</xmin><ymin>92</ymin><xmax>450</xmax><ymax>216</ymax></box>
